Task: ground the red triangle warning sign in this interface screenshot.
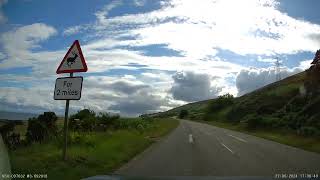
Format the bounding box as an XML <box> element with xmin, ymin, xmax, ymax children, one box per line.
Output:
<box><xmin>56</xmin><ymin>40</ymin><xmax>88</xmax><ymax>74</ymax></box>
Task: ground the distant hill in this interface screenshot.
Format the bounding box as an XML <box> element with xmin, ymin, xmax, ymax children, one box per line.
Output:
<box><xmin>0</xmin><ymin>111</ymin><xmax>38</xmax><ymax>121</ymax></box>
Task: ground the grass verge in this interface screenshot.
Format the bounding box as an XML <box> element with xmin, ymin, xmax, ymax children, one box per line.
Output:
<box><xmin>195</xmin><ymin>119</ymin><xmax>320</xmax><ymax>154</ymax></box>
<box><xmin>9</xmin><ymin>118</ymin><xmax>179</xmax><ymax>179</ymax></box>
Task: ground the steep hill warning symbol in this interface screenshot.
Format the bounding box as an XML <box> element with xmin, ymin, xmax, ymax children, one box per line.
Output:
<box><xmin>56</xmin><ymin>40</ymin><xmax>88</xmax><ymax>74</ymax></box>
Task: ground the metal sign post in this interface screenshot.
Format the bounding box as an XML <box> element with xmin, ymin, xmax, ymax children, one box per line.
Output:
<box><xmin>62</xmin><ymin>73</ymin><xmax>72</xmax><ymax>160</ymax></box>
<box><xmin>54</xmin><ymin>40</ymin><xmax>87</xmax><ymax>161</ymax></box>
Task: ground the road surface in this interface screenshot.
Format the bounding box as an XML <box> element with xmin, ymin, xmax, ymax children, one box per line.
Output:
<box><xmin>116</xmin><ymin>119</ymin><xmax>320</xmax><ymax>176</ymax></box>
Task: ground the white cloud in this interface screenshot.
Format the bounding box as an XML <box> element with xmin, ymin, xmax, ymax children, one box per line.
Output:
<box><xmin>95</xmin><ymin>0</ymin><xmax>122</xmax><ymax>26</ymax></box>
<box><xmin>63</xmin><ymin>25</ymin><xmax>88</xmax><ymax>36</ymax></box>
<box><xmin>298</xmin><ymin>59</ymin><xmax>312</xmax><ymax>70</ymax></box>
<box><xmin>170</xmin><ymin>71</ymin><xmax>223</xmax><ymax>102</ymax></box>
<box><xmin>133</xmin><ymin>0</ymin><xmax>146</xmax><ymax>7</ymax></box>
<box><xmin>0</xmin><ymin>71</ymin><xmax>179</xmax><ymax>116</ymax></box>
<box><xmin>1</xmin><ymin>0</ymin><xmax>319</xmax><ymax>115</ymax></box>
<box><xmin>0</xmin><ymin>23</ymin><xmax>58</xmax><ymax>69</ymax></box>
<box><xmin>84</xmin><ymin>0</ymin><xmax>320</xmax><ymax>58</ymax></box>
<box><xmin>236</xmin><ymin>66</ymin><xmax>303</xmax><ymax>96</ymax></box>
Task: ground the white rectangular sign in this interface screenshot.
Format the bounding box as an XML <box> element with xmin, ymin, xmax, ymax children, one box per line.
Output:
<box><xmin>54</xmin><ymin>77</ymin><xmax>83</xmax><ymax>100</ymax></box>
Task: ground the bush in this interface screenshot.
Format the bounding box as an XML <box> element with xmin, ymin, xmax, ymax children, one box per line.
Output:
<box><xmin>113</xmin><ymin>118</ymin><xmax>151</xmax><ymax>133</ymax></box>
<box><xmin>69</xmin><ymin>109</ymin><xmax>96</xmax><ymax>132</ymax></box>
<box><xmin>0</xmin><ymin>122</ymin><xmax>18</xmax><ymax>149</ymax></box>
<box><xmin>207</xmin><ymin>93</ymin><xmax>234</xmax><ymax>113</ymax></box>
<box><xmin>179</xmin><ymin>109</ymin><xmax>188</xmax><ymax>119</ymax></box>
<box><xmin>259</xmin><ymin>117</ymin><xmax>281</xmax><ymax>128</ymax></box>
<box><xmin>38</xmin><ymin>112</ymin><xmax>58</xmax><ymax>136</ymax></box>
<box><xmin>243</xmin><ymin>114</ymin><xmax>260</xmax><ymax>130</ymax></box>
<box><xmin>299</xmin><ymin>126</ymin><xmax>319</xmax><ymax>137</ymax></box>
<box><xmin>26</xmin><ymin>117</ymin><xmax>48</xmax><ymax>143</ymax></box>
<box><xmin>25</xmin><ymin>112</ymin><xmax>58</xmax><ymax>143</ymax></box>
<box><xmin>227</xmin><ymin>103</ymin><xmax>249</xmax><ymax>121</ymax></box>
<box><xmin>96</xmin><ymin>113</ymin><xmax>120</xmax><ymax>131</ymax></box>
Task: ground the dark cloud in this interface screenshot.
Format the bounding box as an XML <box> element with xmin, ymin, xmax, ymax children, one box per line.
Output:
<box><xmin>308</xmin><ymin>33</ymin><xmax>320</xmax><ymax>46</ymax></box>
<box><xmin>108</xmin><ymin>90</ymin><xmax>167</xmax><ymax>116</ymax></box>
<box><xmin>110</xmin><ymin>81</ymin><xmax>149</xmax><ymax>94</ymax></box>
<box><xmin>86</xmin><ymin>78</ymin><xmax>149</xmax><ymax>95</ymax></box>
<box><xmin>236</xmin><ymin>67</ymin><xmax>302</xmax><ymax>96</ymax></box>
<box><xmin>170</xmin><ymin>71</ymin><xmax>222</xmax><ymax>102</ymax></box>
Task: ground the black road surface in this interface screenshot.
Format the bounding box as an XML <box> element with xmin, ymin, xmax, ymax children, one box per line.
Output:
<box><xmin>116</xmin><ymin>119</ymin><xmax>320</xmax><ymax>177</ymax></box>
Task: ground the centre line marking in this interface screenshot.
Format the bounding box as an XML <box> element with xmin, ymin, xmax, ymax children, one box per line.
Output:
<box><xmin>221</xmin><ymin>143</ymin><xmax>234</xmax><ymax>154</ymax></box>
<box><xmin>228</xmin><ymin>134</ymin><xmax>247</xmax><ymax>143</ymax></box>
<box><xmin>189</xmin><ymin>134</ymin><xmax>194</xmax><ymax>143</ymax></box>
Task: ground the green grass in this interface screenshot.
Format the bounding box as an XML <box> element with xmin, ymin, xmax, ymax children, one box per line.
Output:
<box><xmin>9</xmin><ymin>118</ymin><xmax>179</xmax><ymax>179</ymax></box>
<box><xmin>196</xmin><ymin>119</ymin><xmax>320</xmax><ymax>154</ymax></box>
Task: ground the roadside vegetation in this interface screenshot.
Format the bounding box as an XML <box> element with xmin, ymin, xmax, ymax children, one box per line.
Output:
<box><xmin>154</xmin><ymin>71</ymin><xmax>320</xmax><ymax>153</ymax></box>
<box><xmin>0</xmin><ymin>109</ymin><xmax>178</xmax><ymax>179</ymax></box>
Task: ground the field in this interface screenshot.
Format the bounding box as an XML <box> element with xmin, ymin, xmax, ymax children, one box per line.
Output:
<box><xmin>9</xmin><ymin>118</ymin><xmax>179</xmax><ymax>179</ymax></box>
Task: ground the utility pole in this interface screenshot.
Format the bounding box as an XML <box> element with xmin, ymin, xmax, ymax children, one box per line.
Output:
<box><xmin>275</xmin><ymin>57</ymin><xmax>282</xmax><ymax>81</ymax></box>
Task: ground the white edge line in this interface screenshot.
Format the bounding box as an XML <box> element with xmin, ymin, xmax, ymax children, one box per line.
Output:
<box><xmin>228</xmin><ymin>134</ymin><xmax>247</xmax><ymax>143</ymax></box>
<box><xmin>221</xmin><ymin>143</ymin><xmax>234</xmax><ymax>154</ymax></box>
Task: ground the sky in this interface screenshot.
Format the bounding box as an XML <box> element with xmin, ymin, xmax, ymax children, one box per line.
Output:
<box><xmin>0</xmin><ymin>0</ymin><xmax>319</xmax><ymax>116</ymax></box>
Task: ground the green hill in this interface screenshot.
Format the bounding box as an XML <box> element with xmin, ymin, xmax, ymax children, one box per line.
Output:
<box><xmin>153</xmin><ymin>70</ymin><xmax>320</xmax><ymax>152</ymax></box>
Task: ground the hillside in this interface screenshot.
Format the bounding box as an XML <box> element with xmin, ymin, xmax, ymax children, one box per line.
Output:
<box><xmin>155</xmin><ymin>70</ymin><xmax>320</xmax><ymax>136</ymax></box>
<box><xmin>156</xmin><ymin>71</ymin><xmax>305</xmax><ymax>118</ymax></box>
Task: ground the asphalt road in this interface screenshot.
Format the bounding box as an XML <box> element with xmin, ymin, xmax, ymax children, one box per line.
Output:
<box><xmin>116</xmin><ymin>119</ymin><xmax>320</xmax><ymax>177</ymax></box>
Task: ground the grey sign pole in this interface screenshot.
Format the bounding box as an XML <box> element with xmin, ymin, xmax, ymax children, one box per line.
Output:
<box><xmin>62</xmin><ymin>72</ymin><xmax>73</xmax><ymax>160</ymax></box>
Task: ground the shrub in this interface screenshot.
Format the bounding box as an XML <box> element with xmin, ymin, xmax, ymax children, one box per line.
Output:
<box><xmin>299</xmin><ymin>126</ymin><xmax>319</xmax><ymax>137</ymax></box>
<box><xmin>259</xmin><ymin>117</ymin><xmax>281</xmax><ymax>128</ymax></box>
<box><xmin>0</xmin><ymin>121</ymin><xmax>15</xmax><ymax>139</ymax></box>
<box><xmin>243</xmin><ymin>114</ymin><xmax>260</xmax><ymax>130</ymax></box>
<box><xmin>38</xmin><ymin>112</ymin><xmax>58</xmax><ymax>136</ymax></box>
<box><xmin>96</xmin><ymin>113</ymin><xmax>120</xmax><ymax>130</ymax></box>
<box><xmin>207</xmin><ymin>93</ymin><xmax>234</xmax><ymax>113</ymax></box>
<box><xmin>179</xmin><ymin>109</ymin><xmax>188</xmax><ymax>119</ymax></box>
<box><xmin>0</xmin><ymin>122</ymin><xmax>18</xmax><ymax>149</ymax></box>
<box><xmin>69</xmin><ymin>109</ymin><xmax>96</xmax><ymax>132</ymax></box>
<box><xmin>25</xmin><ymin>112</ymin><xmax>58</xmax><ymax>143</ymax></box>
<box><xmin>227</xmin><ymin>103</ymin><xmax>249</xmax><ymax>121</ymax></box>
<box><xmin>26</xmin><ymin>117</ymin><xmax>48</xmax><ymax>143</ymax></box>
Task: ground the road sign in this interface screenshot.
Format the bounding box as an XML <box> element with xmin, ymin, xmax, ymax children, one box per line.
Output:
<box><xmin>56</xmin><ymin>40</ymin><xmax>88</xmax><ymax>74</ymax></box>
<box><xmin>54</xmin><ymin>77</ymin><xmax>83</xmax><ymax>100</ymax></box>
<box><xmin>54</xmin><ymin>40</ymin><xmax>88</xmax><ymax>161</ymax></box>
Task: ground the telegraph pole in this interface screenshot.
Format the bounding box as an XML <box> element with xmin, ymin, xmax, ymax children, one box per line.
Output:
<box><xmin>275</xmin><ymin>57</ymin><xmax>282</xmax><ymax>81</ymax></box>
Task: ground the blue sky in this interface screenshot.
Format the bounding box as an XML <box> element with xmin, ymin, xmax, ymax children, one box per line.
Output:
<box><xmin>0</xmin><ymin>0</ymin><xmax>319</xmax><ymax>116</ymax></box>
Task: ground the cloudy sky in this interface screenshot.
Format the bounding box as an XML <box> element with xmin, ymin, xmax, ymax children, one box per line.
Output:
<box><xmin>0</xmin><ymin>0</ymin><xmax>319</xmax><ymax>116</ymax></box>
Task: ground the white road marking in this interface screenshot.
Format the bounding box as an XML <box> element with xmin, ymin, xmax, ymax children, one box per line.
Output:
<box><xmin>221</xmin><ymin>143</ymin><xmax>234</xmax><ymax>154</ymax></box>
<box><xmin>189</xmin><ymin>134</ymin><xmax>194</xmax><ymax>143</ymax></box>
<box><xmin>228</xmin><ymin>134</ymin><xmax>247</xmax><ymax>143</ymax></box>
<box><xmin>215</xmin><ymin>137</ymin><xmax>220</xmax><ymax>142</ymax></box>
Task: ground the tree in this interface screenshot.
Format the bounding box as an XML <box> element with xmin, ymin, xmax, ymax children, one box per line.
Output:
<box><xmin>25</xmin><ymin>112</ymin><xmax>58</xmax><ymax>143</ymax></box>
<box><xmin>0</xmin><ymin>121</ymin><xmax>16</xmax><ymax>148</ymax></box>
<box><xmin>37</xmin><ymin>112</ymin><xmax>58</xmax><ymax>136</ymax></box>
<box><xmin>207</xmin><ymin>93</ymin><xmax>234</xmax><ymax>113</ymax></box>
<box><xmin>26</xmin><ymin>117</ymin><xmax>47</xmax><ymax>143</ymax></box>
<box><xmin>69</xmin><ymin>109</ymin><xmax>96</xmax><ymax>131</ymax></box>
<box><xmin>96</xmin><ymin>112</ymin><xmax>120</xmax><ymax>131</ymax></box>
<box><xmin>179</xmin><ymin>109</ymin><xmax>189</xmax><ymax>119</ymax></box>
